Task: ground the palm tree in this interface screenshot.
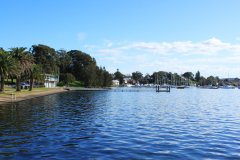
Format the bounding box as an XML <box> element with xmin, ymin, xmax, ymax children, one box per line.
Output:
<box><xmin>0</xmin><ymin>49</ymin><xmax>17</xmax><ymax>92</ymax></box>
<box><xmin>29</xmin><ymin>64</ymin><xmax>44</xmax><ymax>91</ymax></box>
<box><xmin>10</xmin><ymin>47</ymin><xmax>34</xmax><ymax>91</ymax></box>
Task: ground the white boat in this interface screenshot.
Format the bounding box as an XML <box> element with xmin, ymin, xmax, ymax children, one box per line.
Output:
<box><xmin>221</xmin><ymin>85</ymin><xmax>235</xmax><ymax>89</ymax></box>
<box><xmin>124</xmin><ymin>84</ymin><xmax>134</xmax><ymax>87</ymax></box>
<box><xmin>203</xmin><ymin>85</ymin><xmax>219</xmax><ymax>89</ymax></box>
<box><xmin>176</xmin><ymin>85</ymin><xmax>185</xmax><ymax>89</ymax></box>
<box><xmin>209</xmin><ymin>86</ymin><xmax>218</xmax><ymax>89</ymax></box>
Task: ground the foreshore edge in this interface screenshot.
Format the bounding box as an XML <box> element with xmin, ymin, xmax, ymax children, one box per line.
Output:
<box><xmin>0</xmin><ymin>87</ymin><xmax>111</xmax><ymax>105</ymax></box>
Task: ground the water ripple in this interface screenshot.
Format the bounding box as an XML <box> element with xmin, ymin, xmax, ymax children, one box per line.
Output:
<box><xmin>0</xmin><ymin>89</ymin><xmax>240</xmax><ymax>159</ymax></box>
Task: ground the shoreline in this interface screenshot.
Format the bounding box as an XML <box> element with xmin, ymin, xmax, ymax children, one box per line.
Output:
<box><xmin>65</xmin><ymin>87</ymin><xmax>111</xmax><ymax>91</ymax></box>
<box><xmin>0</xmin><ymin>87</ymin><xmax>112</xmax><ymax>105</ymax></box>
<box><xmin>0</xmin><ymin>88</ymin><xmax>67</xmax><ymax>105</ymax></box>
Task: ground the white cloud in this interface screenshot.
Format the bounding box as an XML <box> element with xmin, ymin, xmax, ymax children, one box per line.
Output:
<box><xmin>86</xmin><ymin>38</ymin><xmax>240</xmax><ymax>77</ymax></box>
<box><xmin>126</xmin><ymin>37</ymin><xmax>236</xmax><ymax>55</ymax></box>
<box><xmin>127</xmin><ymin>38</ymin><xmax>239</xmax><ymax>54</ymax></box>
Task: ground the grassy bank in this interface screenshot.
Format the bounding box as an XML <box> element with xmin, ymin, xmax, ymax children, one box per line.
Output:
<box><xmin>0</xmin><ymin>86</ymin><xmax>66</xmax><ymax>104</ymax></box>
<box><xmin>0</xmin><ymin>87</ymin><xmax>60</xmax><ymax>95</ymax></box>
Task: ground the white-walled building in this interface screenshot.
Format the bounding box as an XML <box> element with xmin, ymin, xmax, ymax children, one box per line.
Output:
<box><xmin>112</xmin><ymin>80</ymin><xmax>120</xmax><ymax>86</ymax></box>
<box><xmin>44</xmin><ymin>74</ymin><xmax>59</xmax><ymax>88</ymax></box>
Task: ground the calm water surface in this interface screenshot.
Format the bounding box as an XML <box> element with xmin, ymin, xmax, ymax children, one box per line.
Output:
<box><xmin>0</xmin><ymin>88</ymin><xmax>240</xmax><ymax>159</ymax></box>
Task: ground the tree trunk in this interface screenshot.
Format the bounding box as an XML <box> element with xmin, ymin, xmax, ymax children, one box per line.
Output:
<box><xmin>29</xmin><ymin>74</ymin><xmax>33</xmax><ymax>91</ymax></box>
<box><xmin>0</xmin><ymin>75</ymin><xmax>4</xmax><ymax>92</ymax></box>
<box><xmin>16</xmin><ymin>76</ymin><xmax>21</xmax><ymax>92</ymax></box>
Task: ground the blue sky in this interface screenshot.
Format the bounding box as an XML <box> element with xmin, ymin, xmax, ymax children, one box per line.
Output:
<box><xmin>1</xmin><ymin>0</ymin><xmax>240</xmax><ymax>77</ymax></box>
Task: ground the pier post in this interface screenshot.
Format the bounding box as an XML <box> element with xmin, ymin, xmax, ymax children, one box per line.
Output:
<box><xmin>11</xmin><ymin>93</ymin><xmax>16</xmax><ymax>101</ymax></box>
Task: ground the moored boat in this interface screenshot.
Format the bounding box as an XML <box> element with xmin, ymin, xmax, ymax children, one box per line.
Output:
<box><xmin>176</xmin><ymin>85</ymin><xmax>185</xmax><ymax>89</ymax></box>
<box><xmin>209</xmin><ymin>86</ymin><xmax>219</xmax><ymax>89</ymax></box>
<box><xmin>221</xmin><ymin>85</ymin><xmax>235</xmax><ymax>89</ymax></box>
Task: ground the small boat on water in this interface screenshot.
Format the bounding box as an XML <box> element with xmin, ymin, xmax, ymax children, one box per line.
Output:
<box><xmin>176</xmin><ymin>85</ymin><xmax>185</xmax><ymax>89</ymax></box>
<box><xmin>124</xmin><ymin>84</ymin><xmax>134</xmax><ymax>87</ymax></box>
<box><xmin>209</xmin><ymin>86</ymin><xmax>218</xmax><ymax>89</ymax></box>
<box><xmin>205</xmin><ymin>85</ymin><xmax>219</xmax><ymax>89</ymax></box>
<box><xmin>221</xmin><ymin>85</ymin><xmax>235</xmax><ymax>89</ymax></box>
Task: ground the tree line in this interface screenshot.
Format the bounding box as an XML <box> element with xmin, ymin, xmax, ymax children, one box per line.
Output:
<box><xmin>0</xmin><ymin>44</ymin><xmax>112</xmax><ymax>92</ymax></box>
<box><xmin>113</xmin><ymin>70</ymin><xmax>234</xmax><ymax>86</ymax></box>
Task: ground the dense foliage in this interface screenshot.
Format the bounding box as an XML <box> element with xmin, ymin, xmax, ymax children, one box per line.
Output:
<box><xmin>59</xmin><ymin>50</ymin><xmax>112</xmax><ymax>87</ymax></box>
<box><xmin>113</xmin><ymin>69</ymin><xmax>124</xmax><ymax>85</ymax></box>
<box><xmin>0</xmin><ymin>45</ymin><xmax>113</xmax><ymax>92</ymax></box>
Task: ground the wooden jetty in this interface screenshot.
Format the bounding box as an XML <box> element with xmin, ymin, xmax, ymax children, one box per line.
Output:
<box><xmin>156</xmin><ymin>85</ymin><xmax>171</xmax><ymax>92</ymax></box>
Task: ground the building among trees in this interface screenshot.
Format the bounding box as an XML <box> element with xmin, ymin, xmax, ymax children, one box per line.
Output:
<box><xmin>44</xmin><ymin>74</ymin><xmax>59</xmax><ymax>88</ymax></box>
<box><xmin>112</xmin><ymin>80</ymin><xmax>119</xmax><ymax>86</ymax></box>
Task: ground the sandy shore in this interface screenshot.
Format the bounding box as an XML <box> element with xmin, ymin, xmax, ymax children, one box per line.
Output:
<box><xmin>0</xmin><ymin>88</ymin><xmax>67</xmax><ymax>105</ymax></box>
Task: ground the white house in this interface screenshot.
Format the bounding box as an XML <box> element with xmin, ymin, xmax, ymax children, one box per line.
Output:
<box><xmin>44</xmin><ymin>74</ymin><xmax>59</xmax><ymax>88</ymax></box>
<box><xmin>112</xmin><ymin>80</ymin><xmax>120</xmax><ymax>86</ymax></box>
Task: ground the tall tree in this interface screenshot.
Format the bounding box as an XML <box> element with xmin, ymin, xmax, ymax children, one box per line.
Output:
<box><xmin>206</xmin><ymin>76</ymin><xmax>218</xmax><ymax>86</ymax></box>
<box><xmin>57</xmin><ymin>49</ymin><xmax>72</xmax><ymax>74</ymax></box>
<box><xmin>31</xmin><ymin>44</ymin><xmax>59</xmax><ymax>74</ymax></box>
<box><xmin>84</xmin><ymin>62</ymin><xmax>97</xmax><ymax>87</ymax></box>
<box><xmin>59</xmin><ymin>73</ymin><xmax>76</xmax><ymax>86</ymax></box>
<box><xmin>0</xmin><ymin>49</ymin><xmax>17</xmax><ymax>92</ymax></box>
<box><xmin>10</xmin><ymin>47</ymin><xmax>34</xmax><ymax>91</ymax></box>
<box><xmin>96</xmin><ymin>66</ymin><xmax>104</xmax><ymax>87</ymax></box>
<box><xmin>173</xmin><ymin>73</ymin><xmax>182</xmax><ymax>85</ymax></box>
<box><xmin>29</xmin><ymin>64</ymin><xmax>44</xmax><ymax>91</ymax></box>
<box><xmin>103</xmin><ymin>67</ymin><xmax>112</xmax><ymax>87</ymax></box>
<box><xmin>141</xmin><ymin>73</ymin><xmax>151</xmax><ymax>84</ymax></box>
<box><xmin>114</xmin><ymin>69</ymin><xmax>124</xmax><ymax>85</ymax></box>
<box><xmin>195</xmin><ymin>71</ymin><xmax>201</xmax><ymax>82</ymax></box>
<box><xmin>182</xmin><ymin>72</ymin><xmax>194</xmax><ymax>80</ymax></box>
<box><xmin>182</xmin><ymin>72</ymin><xmax>194</xmax><ymax>85</ymax></box>
<box><xmin>152</xmin><ymin>71</ymin><xmax>168</xmax><ymax>84</ymax></box>
<box><xmin>198</xmin><ymin>76</ymin><xmax>206</xmax><ymax>86</ymax></box>
<box><xmin>132</xmin><ymin>71</ymin><xmax>143</xmax><ymax>83</ymax></box>
<box><xmin>68</xmin><ymin>50</ymin><xmax>97</xmax><ymax>87</ymax></box>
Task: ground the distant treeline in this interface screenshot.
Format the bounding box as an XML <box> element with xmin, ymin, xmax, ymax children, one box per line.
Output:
<box><xmin>0</xmin><ymin>44</ymin><xmax>112</xmax><ymax>92</ymax></box>
<box><xmin>114</xmin><ymin>70</ymin><xmax>239</xmax><ymax>86</ymax></box>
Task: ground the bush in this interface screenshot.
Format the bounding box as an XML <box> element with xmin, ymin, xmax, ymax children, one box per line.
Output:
<box><xmin>57</xmin><ymin>81</ymin><xmax>64</xmax><ymax>87</ymax></box>
<box><xmin>60</xmin><ymin>73</ymin><xmax>76</xmax><ymax>85</ymax></box>
<box><xmin>69</xmin><ymin>81</ymin><xmax>84</xmax><ymax>87</ymax></box>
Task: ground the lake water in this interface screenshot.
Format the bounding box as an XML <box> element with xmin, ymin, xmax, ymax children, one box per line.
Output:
<box><xmin>0</xmin><ymin>88</ymin><xmax>240</xmax><ymax>159</ymax></box>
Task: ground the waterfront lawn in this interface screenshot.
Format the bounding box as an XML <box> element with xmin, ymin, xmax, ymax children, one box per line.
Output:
<box><xmin>69</xmin><ymin>81</ymin><xmax>84</xmax><ymax>87</ymax></box>
<box><xmin>0</xmin><ymin>86</ymin><xmax>62</xmax><ymax>97</ymax></box>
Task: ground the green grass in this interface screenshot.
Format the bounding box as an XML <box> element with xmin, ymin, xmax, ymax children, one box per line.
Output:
<box><xmin>0</xmin><ymin>86</ymin><xmax>60</xmax><ymax>97</ymax></box>
<box><xmin>69</xmin><ymin>81</ymin><xmax>84</xmax><ymax>87</ymax></box>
